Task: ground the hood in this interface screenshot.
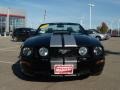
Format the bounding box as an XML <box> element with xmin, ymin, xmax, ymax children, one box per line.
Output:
<box><xmin>74</xmin><ymin>34</ymin><xmax>102</xmax><ymax>46</ymax></box>
<box><xmin>24</xmin><ymin>33</ymin><xmax>102</xmax><ymax>47</ymax></box>
<box><xmin>24</xmin><ymin>33</ymin><xmax>51</xmax><ymax>47</ymax></box>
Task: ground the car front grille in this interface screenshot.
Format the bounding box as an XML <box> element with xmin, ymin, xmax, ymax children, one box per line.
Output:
<box><xmin>50</xmin><ymin>47</ymin><xmax>79</xmax><ymax>57</ymax></box>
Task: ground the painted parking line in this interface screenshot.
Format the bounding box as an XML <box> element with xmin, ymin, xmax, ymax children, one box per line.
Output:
<box><xmin>0</xmin><ymin>49</ymin><xmax>18</xmax><ymax>52</ymax></box>
<box><xmin>0</xmin><ymin>46</ymin><xmax>20</xmax><ymax>51</ymax></box>
<box><xmin>0</xmin><ymin>61</ymin><xmax>14</xmax><ymax>64</ymax></box>
<box><xmin>0</xmin><ymin>36</ymin><xmax>11</xmax><ymax>38</ymax></box>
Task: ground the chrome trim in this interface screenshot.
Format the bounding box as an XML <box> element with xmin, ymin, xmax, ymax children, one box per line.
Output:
<box><xmin>50</xmin><ymin>57</ymin><xmax>77</xmax><ymax>69</ymax></box>
<box><xmin>50</xmin><ymin>58</ymin><xmax>63</xmax><ymax>69</ymax></box>
<box><xmin>65</xmin><ymin>57</ymin><xmax>77</xmax><ymax>69</ymax></box>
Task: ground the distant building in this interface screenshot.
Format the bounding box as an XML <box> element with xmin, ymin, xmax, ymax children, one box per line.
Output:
<box><xmin>0</xmin><ymin>7</ymin><xmax>26</xmax><ymax>36</ymax></box>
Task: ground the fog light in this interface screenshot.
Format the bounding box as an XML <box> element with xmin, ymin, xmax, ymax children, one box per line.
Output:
<box><xmin>20</xmin><ymin>61</ymin><xmax>31</xmax><ymax>67</ymax></box>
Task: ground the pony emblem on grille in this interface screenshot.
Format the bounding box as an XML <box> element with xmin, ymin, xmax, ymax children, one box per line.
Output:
<box><xmin>58</xmin><ymin>49</ymin><xmax>70</xmax><ymax>54</ymax></box>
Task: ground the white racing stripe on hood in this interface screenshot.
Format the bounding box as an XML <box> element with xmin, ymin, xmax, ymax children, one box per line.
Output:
<box><xmin>50</xmin><ymin>34</ymin><xmax>62</xmax><ymax>47</ymax></box>
<box><xmin>64</xmin><ymin>34</ymin><xmax>77</xmax><ymax>47</ymax></box>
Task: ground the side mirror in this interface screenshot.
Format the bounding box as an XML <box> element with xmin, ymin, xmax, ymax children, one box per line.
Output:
<box><xmin>78</xmin><ymin>30</ymin><xmax>88</xmax><ymax>35</ymax></box>
<box><xmin>35</xmin><ymin>29</ymin><xmax>41</xmax><ymax>35</ymax></box>
<box><xmin>83</xmin><ymin>30</ymin><xmax>89</xmax><ymax>35</ymax></box>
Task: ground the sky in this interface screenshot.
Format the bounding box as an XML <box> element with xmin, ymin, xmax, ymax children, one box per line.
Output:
<box><xmin>0</xmin><ymin>0</ymin><xmax>120</xmax><ymax>29</ymax></box>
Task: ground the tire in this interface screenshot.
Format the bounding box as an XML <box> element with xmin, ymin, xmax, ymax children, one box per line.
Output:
<box><xmin>96</xmin><ymin>36</ymin><xmax>101</xmax><ymax>41</ymax></box>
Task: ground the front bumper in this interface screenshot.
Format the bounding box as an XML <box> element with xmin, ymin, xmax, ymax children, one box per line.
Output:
<box><xmin>20</xmin><ymin>57</ymin><xmax>105</xmax><ymax>77</ymax></box>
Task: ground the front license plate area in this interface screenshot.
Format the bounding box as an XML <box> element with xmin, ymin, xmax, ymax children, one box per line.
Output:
<box><xmin>54</xmin><ymin>64</ymin><xmax>74</xmax><ymax>75</ymax></box>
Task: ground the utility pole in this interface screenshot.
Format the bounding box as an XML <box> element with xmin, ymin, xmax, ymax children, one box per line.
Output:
<box><xmin>80</xmin><ymin>17</ymin><xmax>84</xmax><ymax>26</ymax></box>
<box><xmin>80</xmin><ymin>19</ymin><xmax>83</xmax><ymax>26</ymax></box>
<box><xmin>43</xmin><ymin>9</ymin><xmax>46</xmax><ymax>22</ymax></box>
<box><xmin>88</xmin><ymin>3</ymin><xmax>95</xmax><ymax>29</ymax></box>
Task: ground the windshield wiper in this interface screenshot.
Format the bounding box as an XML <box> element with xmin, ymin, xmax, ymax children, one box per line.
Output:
<box><xmin>53</xmin><ymin>30</ymin><xmax>71</xmax><ymax>34</ymax></box>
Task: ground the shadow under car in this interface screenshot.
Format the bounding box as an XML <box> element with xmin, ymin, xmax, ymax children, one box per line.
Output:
<box><xmin>12</xmin><ymin>60</ymin><xmax>90</xmax><ymax>82</ymax></box>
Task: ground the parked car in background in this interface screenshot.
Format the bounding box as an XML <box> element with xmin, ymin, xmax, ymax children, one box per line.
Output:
<box><xmin>86</xmin><ymin>29</ymin><xmax>110</xmax><ymax>41</ymax></box>
<box><xmin>19</xmin><ymin>22</ymin><xmax>105</xmax><ymax>77</ymax></box>
<box><xmin>0</xmin><ymin>32</ymin><xmax>5</xmax><ymax>36</ymax></box>
<box><xmin>111</xmin><ymin>30</ymin><xmax>120</xmax><ymax>37</ymax></box>
<box><xmin>12</xmin><ymin>28</ymin><xmax>37</xmax><ymax>41</ymax></box>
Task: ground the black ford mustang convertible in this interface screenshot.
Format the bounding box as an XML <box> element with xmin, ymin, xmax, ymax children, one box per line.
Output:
<box><xmin>19</xmin><ymin>22</ymin><xmax>105</xmax><ymax>77</ymax></box>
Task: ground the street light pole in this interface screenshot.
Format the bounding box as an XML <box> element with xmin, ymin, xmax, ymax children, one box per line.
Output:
<box><xmin>110</xmin><ymin>21</ymin><xmax>113</xmax><ymax>35</ymax></box>
<box><xmin>88</xmin><ymin>3</ymin><xmax>95</xmax><ymax>29</ymax></box>
<box><xmin>5</xmin><ymin>8</ymin><xmax>10</xmax><ymax>37</ymax></box>
<box><xmin>118</xmin><ymin>19</ymin><xmax>120</xmax><ymax>36</ymax></box>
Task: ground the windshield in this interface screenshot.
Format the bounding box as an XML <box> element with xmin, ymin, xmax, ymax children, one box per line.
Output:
<box><xmin>38</xmin><ymin>23</ymin><xmax>85</xmax><ymax>34</ymax></box>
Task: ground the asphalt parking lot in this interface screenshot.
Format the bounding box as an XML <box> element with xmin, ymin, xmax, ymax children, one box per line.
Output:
<box><xmin>0</xmin><ymin>36</ymin><xmax>120</xmax><ymax>90</ymax></box>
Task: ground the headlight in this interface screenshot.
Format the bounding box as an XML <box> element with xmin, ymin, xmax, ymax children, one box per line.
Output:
<box><xmin>22</xmin><ymin>48</ymin><xmax>32</xmax><ymax>56</ymax></box>
<box><xmin>94</xmin><ymin>47</ymin><xmax>103</xmax><ymax>55</ymax></box>
<box><xmin>79</xmin><ymin>47</ymin><xmax>88</xmax><ymax>56</ymax></box>
<box><xmin>39</xmin><ymin>47</ymin><xmax>48</xmax><ymax>56</ymax></box>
